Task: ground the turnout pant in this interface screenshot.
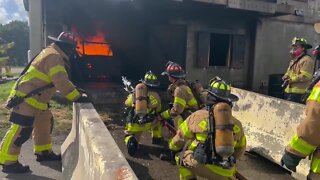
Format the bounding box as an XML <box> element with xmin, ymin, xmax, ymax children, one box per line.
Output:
<box><xmin>124</xmin><ymin>120</ymin><xmax>163</xmax><ymax>145</ymax></box>
<box><xmin>0</xmin><ymin>102</ymin><xmax>54</xmax><ymax>165</ymax></box>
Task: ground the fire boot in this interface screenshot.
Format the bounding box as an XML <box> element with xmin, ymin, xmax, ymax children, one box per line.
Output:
<box><xmin>126</xmin><ymin>136</ymin><xmax>138</xmax><ymax>156</ymax></box>
<box><xmin>2</xmin><ymin>162</ymin><xmax>30</xmax><ymax>173</ymax></box>
<box><xmin>281</xmin><ymin>150</ymin><xmax>303</xmax><ymax>172</ymax></box>
<box><xmin>151</xmin><ymin>137</ymin><xmax>162</xmax><ymax>145</ymax></box>
<box><xmin>160</xmin><ymin>151</ymin><xmax>175</xmax><ymax>162</ymax></box>
<box><xmin>36</xmin><ymin>151</ymin><xmax>61</xmax><ymax>162</ymax></box>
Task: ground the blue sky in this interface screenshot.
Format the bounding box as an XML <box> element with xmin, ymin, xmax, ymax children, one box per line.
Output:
<box><xmin>0</xmin><ymin>0</ymin><xmax>28</xmax><ymax>24</ymax></box>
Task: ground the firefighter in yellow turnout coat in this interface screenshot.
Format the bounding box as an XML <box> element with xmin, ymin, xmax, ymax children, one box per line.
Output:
<box><xmin>169</xmin><ymin>78</ymin><xmax>246</xmax><ymax>180</ymax></box>
<box><xmin>281</xmin><ymin>68</ymin><xmax>320</xmax><ymax>179</ymax></box>
<box><xmin>124</xmin><ymin>71</ymin><xmax>163</xmax><ymax>156</ymax></box>
<box><xmin>160</xmin><ymin>61</ymin><xmax>199</xmax><ymax>129</ymax></box>
<box><xmin>0</xmin><ymin>38</ymin><xmax>15</xmax><ymax>78</ymax></box>
<box><xmin>0</xmin><ymin>32</ymin><xmax>90</xmax><ymax>173</ymax></box>
<box><xmin>283</xmin><ymin>37</ymin><xmax>314</xmax><ymax>103</ymax></box>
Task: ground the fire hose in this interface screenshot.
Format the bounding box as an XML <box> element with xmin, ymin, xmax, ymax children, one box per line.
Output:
<box><xmin>156</xmin><ymin>115</ymin><xmax>247</xmax><ymax>180</ymax></box>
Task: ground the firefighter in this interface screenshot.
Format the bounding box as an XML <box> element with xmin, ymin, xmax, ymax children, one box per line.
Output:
<box><xmin>0</xmin><ymin>38</ymin><xmax>15</xmax><ymax>79</ymax></box>
<box><xmin>312</xmin><ymin>45</ymin><xmax>320</xmax><ymax>70</ymax></box>
<box><xmin>281</xmin><ymin>68</ymin><xmax>320</xmax><ymax>179</ymax></box>
<box><xmin>124</xmin><ymin>71</ymin><xmax>163</xmax><ymax>156</ymax></box>
<box><xmin>0</xmin><ymin>32</ymin><xmax>90</xmax><ymax>173</ymax></box>
<box><xmin>282</xmin><ymin>37</ymin><xmax>314</xmax><ymax>103</ymax></box>
<box><xmin>160</xmin><ymin>61</ymin><xmax>199</xmax><ymax>129</ymax></box>
<box><xmin>169</xmin><ymin>77</ymin><xmax>246</xmax><ymax>180</ymax></box>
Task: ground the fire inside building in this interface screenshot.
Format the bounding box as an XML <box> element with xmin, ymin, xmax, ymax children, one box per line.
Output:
<box><xmin>24</xmin><ymin>0</ymin><xmax>320</xmax><ymax>96</ymax></box>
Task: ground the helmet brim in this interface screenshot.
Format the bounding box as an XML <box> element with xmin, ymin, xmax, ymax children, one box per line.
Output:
<box><xmin>140</xmin><ymin>80</ymin><xmax>160</xmax><ymax>87</ymax></box>
<box><xmin>48</xmin><ymin>36</ymin><xmax>76</xmax><ymax>46</ymax></box>
<box><xmin>161</xmin><ymin>71</ymin><xmax>169</xmax><ymax>76</ymax></box>
<box><xmin>161</xmin><ymin>71</ymin><xmax>186</xmax><ymax>78</ymax></box>
<box><xmin>207</xmin><ymin>90</ymin><xmax>239</xmax><ymax>102</ymax></box>
<box><xmin>291</xmin><ymin>42</ymin><xmax>312</xmax><ymax>49</ymax></box>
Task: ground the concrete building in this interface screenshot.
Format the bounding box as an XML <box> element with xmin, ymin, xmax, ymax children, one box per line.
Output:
<box><xmin>24</xmin><ymin>0</ymin><xmax>320</xmax><ymax>92</ymax></box>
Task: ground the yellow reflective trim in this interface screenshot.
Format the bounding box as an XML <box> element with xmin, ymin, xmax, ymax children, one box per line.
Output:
<box><xmin>195</xmin><ymin>133</ymin><xmax>207</xmax><ymax>143</ymax></box>
<box><xmin>188</xmin><ymin>141</ymin><xmax>198</xmax><ymax>150</ymax></box>
<box><xmin>290</xmin><ymin>134</ymin><xmax>316</xmax><ymax>156</ymax></box>
<box><xmin>124</xmin><ymin>135</ymin><xmax>134</xmax><ymax>144</ymax></box>
<box><xmin>169</xmin><ymin>139</ymin><xmax>181</xmax><ymax>151</ymax></box>
<box><xmin>311</xmin><ymin>157</ymin><xmax>320</xmax><ymax>173</ymax></box>
<box><xmin>48</xmin><ymin>65</ymin><xmax>67</xmax><ymax>78</ymax></box>
<box><xmin>180</xmin><ymin>121</ymin><xmax>193</xmax><ymax>139</ymax></box>
<box><xmin>13</xmin><ymin>90</ymin><xmax>48</xmax><ymax>110</ymax></box>
<box><xmin>233</xmin><ymin>124</ymin><xmax>241</xmax><ymax>134</ymax></box>
<box><xmin>65</xmin><ymin>89</ymin><xmax>80</xmax><ymax>101</ymax></box>
<box><xmin>161</xmin><ymin>110</ymin><xmax>170</xmax><ymax>119</ymax></box>
<box><xmin>151</xmin><ymin>123</ymin><xmax>162</xmax><ymax>138</ymax></box>
<box><xmin>220</xmin><ymin>84</ymin><xmax>226</xmax><ymax>90</ymax></box>
<box><xmin>300</xmin><ymin>70</ymin><xmax>312</xmax><ymax>79</ymax></box>
<box><xmin>235</xmin><ymin>135</ymin><xmax>246</xmax><ymax>148</ymax></box>
<box><xmin>177</xmin><ymin>116</ymin><xmax>184</xmax><ymax>127</ymax></box>
<box><xmin>149</xmin><ymin>95</ymin><xmax>158</xmax><ymax>106</ymax></box>
<box><xmin>285</xmin><ymin>87</ymin><xmax>306</xmax><ymax>94</ymax></box>
<box><xmin>186</xmin><ymin>87</ymin><xmax>193</xmax><ymax>95</ymax></box>
<box><xmin>34</xmin><ymin>144</ymin><xmax>53</xmax><ymax>153</ymax></box>
<box><xmin>0</xmin><ymin>152</ymin><xmax>19</xmax><ymax>163</ymax></box>
<box><xmin>205</xmin><ymin>164</ymin><xmax>236</xmax><ymax>177</ymax></box>
<box><xmin>24</xmin><ymin>97</ymin><xmax>48</xmax><ymax>110</ymax></box>
<box><xmin>174</xmin><ymin>97</ymin><xmax>186</xmax><ymax>107</ymax></box>
<box><xmin>0</xmin><ymin>124</ymin><xmax>20</xmax><ymax>164</ymax></box>
<box><xmin>25</xmin><ymin>66</ymin><xmax>51</xmax><ymax>83</ymax></box>
<box><xmin>227</xmin><ymin>85</ymin><xmax>231</xmax><ymax>91</ymax></box>
<box><xmin>198</xmin><ymin>119</ymin><xmax>208</xmax><ymax>131</ymax></box>
<box><xmin>178</xmin><ymin>166</ymin><xmax>193</xmax><ymax>179</ymax></box>
<box><xmin>125</xmin><ymin>94</ymin><xmax>133</xmax><ymax>107</ymax></box>
<box><xmin>308</xmin><ymin>87</ymin><xmax>320</xmax><ymax>102</ymax></box>
<box><xmin>126</xmin><ymin>123</ymin><xmax>152</xmax><ymax>132</ymax></box>
<box><xmin>212</xmin><ymin>82</ymin><xmax>219</xmax><ymax>88</ymax></box>
<box><xmin>187</xmin><ymin>97</ymin><xmax>198</xmax><ymax>107</ymax></box>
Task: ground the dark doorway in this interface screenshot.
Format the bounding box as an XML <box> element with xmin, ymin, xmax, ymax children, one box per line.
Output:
<box><xmin>209</xmin><ymin>33</ymin><xmax>231</xmax><ymax>67</ymax></box>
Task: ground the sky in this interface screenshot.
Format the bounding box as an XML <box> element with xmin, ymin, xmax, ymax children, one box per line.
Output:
<box><xmin>0</xmin><ymin>0</ymin><xmax>28</xmax><ymax>24</ymax></box>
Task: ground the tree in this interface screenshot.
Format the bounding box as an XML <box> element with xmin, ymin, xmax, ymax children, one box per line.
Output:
<box><xmin>0</xmin><ymin>21</ymin><xmax>29</xmax><ymax>66</ymax></box>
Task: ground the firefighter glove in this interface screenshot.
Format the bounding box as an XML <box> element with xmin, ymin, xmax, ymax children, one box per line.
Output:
<box><xmin>281</xmin><ymin>150</ymin><xmax>303</xmax><ymax>172</ymax></box>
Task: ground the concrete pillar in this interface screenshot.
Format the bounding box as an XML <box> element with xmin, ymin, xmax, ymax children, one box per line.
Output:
<box><xmin>28</xmin><ymin>0</ymin><xmax>43</xmax><ymax>60</ymax></box>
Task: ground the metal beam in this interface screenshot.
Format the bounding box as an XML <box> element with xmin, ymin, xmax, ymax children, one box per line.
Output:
<box><xmin>227</xmin><ymin>0</ymin><xmax>276</xmax><ymax>14</ymax></box>
<box><xmin>28</xmin><ymin>0</ymin><xmax>44</xmax><ymax>60</ymax></box>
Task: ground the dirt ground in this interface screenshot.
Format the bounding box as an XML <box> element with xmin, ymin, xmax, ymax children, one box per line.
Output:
<box><xmin>96</xmin><ymin>102</ymin><xmax>294</xmax><ymax>180</ymax></box>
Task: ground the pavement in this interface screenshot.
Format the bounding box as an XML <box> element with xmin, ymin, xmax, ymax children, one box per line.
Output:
<box><xmin>0</xmin><ymin>136</ymin><xmax>65</xmax><ymax>180</ymax></box>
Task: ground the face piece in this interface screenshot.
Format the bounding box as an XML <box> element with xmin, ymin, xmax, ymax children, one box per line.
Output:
<box><xmin>290</xmin><ymin>46</ymin><xmax>304</xmax><ymax>57</ymax></box>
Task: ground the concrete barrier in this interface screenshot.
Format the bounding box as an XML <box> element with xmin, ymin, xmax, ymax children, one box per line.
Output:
<box><xmin>232</xmin><ymin>88</ymin><xmax>308</xmax><ymax>179</ymax></box>
<box><xmin>61</xmin><ymin>103</ymin><xmax>137</xmax><ymax>180</ymax></box>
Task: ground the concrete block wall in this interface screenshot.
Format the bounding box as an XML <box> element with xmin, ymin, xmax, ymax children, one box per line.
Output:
<box><xmin>232</xmin><ymin>88</ymin><xmax>309</xmax><ymax>179</ymax></box>
<box><xmin>61</xmin><ymin>103</ymin><xmax>137</xmax><ymax>180</ymax></box>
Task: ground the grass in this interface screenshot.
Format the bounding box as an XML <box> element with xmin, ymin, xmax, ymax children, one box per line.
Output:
<box><xmin>0</xmin><ymin>81</ymin><xmax>73</xmax><ymax>139</ymax></box>
<box><xmin>0</xmin><ymin>81</ymin><xmax>14</xmax><ymax>101</ymax></box>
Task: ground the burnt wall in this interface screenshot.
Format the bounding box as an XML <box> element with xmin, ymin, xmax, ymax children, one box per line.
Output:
<box><xmin>169</xmin><ymin>3</ymin><xmax>258</xmax><ymax>88</ymax></box>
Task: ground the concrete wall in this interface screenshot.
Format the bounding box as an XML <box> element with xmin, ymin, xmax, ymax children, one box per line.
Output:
<box><xmin>232</xmin><ymin>88</ymin><xmax>308</xmax><ymax>179</ymax></box>
<box><xmin>61</xmin><ymin>103</ymin><xmax>137</xmax><ymax>180</ymax></box>
<box><xmin>252</xmin><ymin>17</ymin><xmax>320</xmax><ymax>91</ymax></box>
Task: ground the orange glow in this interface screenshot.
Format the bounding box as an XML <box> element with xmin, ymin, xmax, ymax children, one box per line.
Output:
<box><xmin>72</xmin><ymin>27</ymin><xmax>113</xmax><ymax>56</ymax></box>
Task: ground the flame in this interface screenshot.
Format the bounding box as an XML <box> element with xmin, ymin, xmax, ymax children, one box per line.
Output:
<box><xmin>72</xmin><ymin>27</ymin><xmax>113</xmax><ymax>56</ymax></box>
